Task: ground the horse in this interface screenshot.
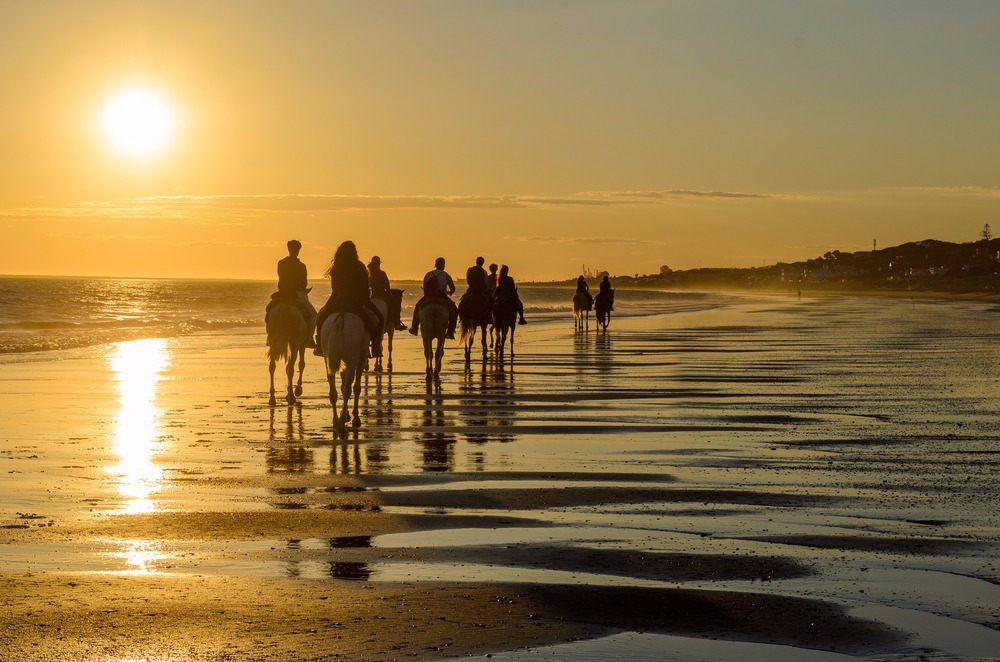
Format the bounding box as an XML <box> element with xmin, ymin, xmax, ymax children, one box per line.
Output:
<box><xmin>573</xmin><ymin>292</ymin><xmax>592</xmax><ymax>330</ymax></box>
<box><xmin>370</xmin><ymin>289</ymin><xmax>403</xmax><ymax>373</ymax></box>
<box><xmin>320</xmin><ymin>311</ymin><xmax>369</xmax><ymax>436</ymax></box>
<box><xmin>458</xmin><ymin>291</ymin><xmax>491</xmax><ymax>361</ymax></box>
<box><xmin>419</xmin><ymin>299</ymin><xmax>450</xmax><ymax>380</ymax></box>
<box><xmin>492</xmin><ymin>293</ymin><xmax>518</xmax><ymax>362</ymax></box>
<box><xmin>266</xmin><ymin>303</ymin><xmax>307</xmax><ymax>406</ymax></box>
<box><xmin>595</xmin><ymin>290</ymin><xmax>615</xmax><ymax>331</ymax></box>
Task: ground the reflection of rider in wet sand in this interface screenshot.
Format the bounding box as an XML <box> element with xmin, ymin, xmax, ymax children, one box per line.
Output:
<box><xmin>368</xmin><ymin>256</ymin><xmax>406</xmax><ymax>331</ymax></box>
<box><xmin>576</xmin><ymin>275</ymin><xmax>593</xmax><ymax>308</ymax></box>
<box><xmin>495</xmin><ymin>264</ymin><xmax>528</xmax><ymax>325</ymax></box>
<box><xmin>314</xmin><ymin>241</ymin><xmax>384</xmax><ymax>358</ymax></box>
<box><xmin>409</xmin><ymin>257</ymin><xmax>458</xmax><ymax>339</ymax></box>
<box><xmin>265</xmin><ymin>239</ymin><xmax>317</xmax><ymax>348</ymax></box>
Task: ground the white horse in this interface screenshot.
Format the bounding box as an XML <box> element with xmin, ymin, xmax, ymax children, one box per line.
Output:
<box><xmin>320</xmin><ymin>311</ymin><xmax>369</xmax><ymax>436</ymax></box>
<box><xmin>573</xmin><ymin>292</ymin><xmax>592</xmax><ymax>331</ymax></box>
<box><xmin>267</xmin><ymin>303</ymin><xmax>307</xmax><ymax>406</ymax></box>
<box><xmin>369</xmin><ymin>289</ymin><xmax>402</xmax><ymax>373</ymax></box>
<box><xmin>419</xmin><ymin>300</ymin><xmax>450</xmax><ymax>380</ymax></box>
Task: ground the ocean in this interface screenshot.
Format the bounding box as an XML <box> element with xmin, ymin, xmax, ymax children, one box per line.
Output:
<box><xmin>0</xmin><ymin>276</ymin><xmax>739</xmax><ymax>356</ymax></box>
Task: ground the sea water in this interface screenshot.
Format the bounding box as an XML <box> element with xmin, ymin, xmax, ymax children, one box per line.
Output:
<box><xmin>0</xmin><ymin>276</ymin><xmax>738</xmax><ymax>356</ymax></box>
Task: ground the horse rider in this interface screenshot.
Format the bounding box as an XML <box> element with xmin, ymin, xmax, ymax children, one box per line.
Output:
<box><xmin>599</xmin><ymin>275</ymin><xmax>615</xmax><ymax>310</ymax></box>
<box><xmin>487</xmin><ymin>263</ymin><xmax>500</xmax><ymax>299</ymax></box>
<box><xmin>265</xmin><ymin>239</ymin><xmax>317</xmax><ymax>348</ymax></box>
<box><xmin>313</xmin><ymin>241</ymin><xmax>384</xmax><ymax>358</ymax></box>
<box><xmin>409</xmin><ymin>256</ymin><xmax>458</xmax><ymax>339</ymax></box>
<box><xmin>576</xmin><ymin>275</ymin><xmax>593</xmax><ymax>308</ymax></box>
<box><xmin>368</xmin><ymin>255</ymin><xmax>407</xmax><ymax>331</ymax></box>
<box><xmin>495</xmin><ymin>264</ymin><xmax>528</xmax><ymax>325</ymax></box>
<box><xmin>464</xmin><ymin>256</ymin><xmax>490</xmax><ymax>307</ymax></box>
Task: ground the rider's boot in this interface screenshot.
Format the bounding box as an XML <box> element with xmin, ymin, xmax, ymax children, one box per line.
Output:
<box><xmin>395</xmin><ymin>321</ymin><xmax>407</xmax><ymax>331</ymax></box>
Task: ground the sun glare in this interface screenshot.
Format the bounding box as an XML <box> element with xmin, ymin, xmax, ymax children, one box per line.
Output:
<box><xmin>100</xmin><ymin>88</ymin><xmax>176</xmax><ymax>157</ymax></box>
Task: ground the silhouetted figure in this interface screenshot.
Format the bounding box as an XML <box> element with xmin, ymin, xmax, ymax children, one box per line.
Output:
<box><xmin>265</xmin><ymin>239</ymin><xmax>317</xmax><ymax>348</ymax></box>
<box><xmin>314</xmin><ymin>241</ymin><xmax>384</xmax><ymax>358</ymax></box>
<box><xmin>495</xmin><ymin>264</ymin><xmax>527</xmax><ymax>325</ymax></box>
<box><xmin>369</xmin><ymin>256</ymin><xmax>406</xmax><ymax>331</ymax></box>
<box><xmin>576</xmin><ymin>275</ymin><xmax>593</xmax><ymax>308</ymax></box>
<box><xmin>487</xmin><ymin>263</ymin><xmax>499</xmax><ymax>298</ymax></box>
<box><xmin>466</xmin><ymin>256</ymin><xmax>489</xmax><ymax>294</ymax></box>
<box><xmin>410</xmin><ymin>256</ymin><xmax>458</xmax><ymax>339</ymax></box>
<box><xmin>599</xmin><ymin>275</ymin><xmax>615</xmax><ymax>310</ymax></box>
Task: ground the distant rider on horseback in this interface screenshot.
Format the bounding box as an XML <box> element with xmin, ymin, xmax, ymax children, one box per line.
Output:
<box><xmin>368</xmin><ymin>255</ymin><xmax>406</xmax><ymax>331</ymax></box>
<box><xmin>265</xmin><ymin>239</ymin><xmax>317</xmax><ymax>348</ymax></box>
<box><xmin>496</xmin><ymin>264</ymin><xmax>528</xmax><ymax>325</ymax></box>
<box><xmin>314</xmin><ymin>241</ymin><xmax>384</xmax><ymax>358</ymax></box>
<box><xmin>409</xmin><ymin>256</ymin><xmax>458</xmax><ymax>339</ymax></box>
<box><xmin>599</xmin><ymin>275</ymin><xmax>615</xmax><ymax>310</ymax></box>
<box><xmin>576</xmin><ymin>275</ymin><xmax>593</xmax><ymax>308</ymax></box>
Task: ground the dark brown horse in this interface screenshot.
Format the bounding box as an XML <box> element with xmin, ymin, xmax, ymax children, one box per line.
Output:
<box><xmin>492</xmin><ymin>292</ymin><xmax>518</xmax><ymax>362</ymax></box>
<box><xmin>370</xmin><ymin>288</ymin><xmax>403</xmax><ymax>373</ymax></box>
<box><xmin>458</xmin><ymin>291</ymin><xmax>491</xmax><ymax>361</ymax></box>
<box><xmin>595</xmin><ymin>290</ymin><xmax>614</xmax><ymax>331</ymax></box>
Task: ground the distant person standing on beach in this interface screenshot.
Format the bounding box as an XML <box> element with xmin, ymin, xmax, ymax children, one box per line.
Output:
<box><xmin>265</xmin><ymin>239</ymin><xmax>317</xmax><ymax>348</ymax></box>
<box><xmin>410</xmin><ymin>257</ymin><xmax>458</xmax><ymax>339</ymax></box>
<box><xmin>495</xmin><ymin>264</ymin><xmax>528</xmax><ymax>325</ymax></box>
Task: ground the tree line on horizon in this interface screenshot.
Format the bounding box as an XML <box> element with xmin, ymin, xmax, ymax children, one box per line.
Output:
<box><xmin>559</xmin><ymin>232</ymin><xmax>1000</xmax><ymax>293</ymax></box>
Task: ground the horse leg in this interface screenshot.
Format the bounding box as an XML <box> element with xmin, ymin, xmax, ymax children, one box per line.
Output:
<box><xmin>352</xmin><ymin>353</ymin><xmax>364</xmax><ymax>428</ymax></box>
<box><xmin>480</xmin><ymin>324</ymin><xmax>487</xmax><ymax>357</ymax></box>
<box><xmin>294</xmin><ymin>346</ymin><xmax>305</xmax><ymax>397</ymax></box>
<box><xmin>434</xmin><ymin>338</ymin><xmax>444</xmax><ymax>379</ymax></box>
<box><xmin>339</xmin><ymin>366</ymin><xmax>351</xmax><ymax>436</ymax></box>
<box><xmin>386</xmin><ymin>329</ymin><xmax>393</xmax><ymax>373</ymax></box>
<box><xmin>509</xmin><ymin>328</ymin><xmax>515</xmax><ymax>358</ymax></box>
<box><xmin>268</xmin><ymin>359</ymin><xmax>277</xmax><ymax>406</ymax></box>
<box><xmin>423</xmin><ymin>336</ymin><xmax>433</xmax><ymax>379</ymax></box>
<box><xmin>328</xmin><ymin>366</ymin><xmax>340</xmax><ymax>432</ymax></box>
<box><xmin>285</xmin><ymin>353</ymin><xmax>296</xmax><ymax>404</ymax></box>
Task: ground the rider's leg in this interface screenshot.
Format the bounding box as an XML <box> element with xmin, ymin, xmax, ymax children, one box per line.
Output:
<box><xmin>446</xmin><ymin>299</ymin><xmax>457</xmax><ymax>339</ymax></box>
<box><xmin>393</xmin><ymin>294</ymin><xmax>407</xmax><ymax>330</ymax></box>
<box><xmin>516</xmin><ymin>298</ymin><xmax>527</xmax><ymax>325</ymax></box>
<box><xmin>299</xmin><ymin>294</ymin><xmax>318</xmax><ymax>348</ymax></box>
<box><xmin>313</xmin><ymin>303</ymin><xmax>328</xmax><ymax>355</ymax></box>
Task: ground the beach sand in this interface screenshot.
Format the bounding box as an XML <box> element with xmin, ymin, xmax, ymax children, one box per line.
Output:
<box><xmin>3</xmin><ymin>294</ymin><xmax>1000</xmax><ymax>660</ymax></box>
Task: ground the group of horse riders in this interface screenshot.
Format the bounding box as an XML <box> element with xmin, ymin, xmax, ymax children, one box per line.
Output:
<box><xmin>265</xmin><ymin>240</ymin><xmax>529</xmax><ymax>359</ymax></box>
<box><xmin>575</xmin><ymin>273</ymin><xmax>615</xmax><ymax>310</ymax></box>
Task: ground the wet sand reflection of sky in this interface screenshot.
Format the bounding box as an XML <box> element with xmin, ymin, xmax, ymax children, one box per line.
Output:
<box><xmin>108</xmin><ymin>338</ymin><xmax>169</xmax><ymax>514</ymax></box>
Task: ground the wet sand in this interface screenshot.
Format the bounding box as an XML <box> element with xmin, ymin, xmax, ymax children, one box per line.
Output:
<box><xmin>3</xmin><ymin>294</ymin><xmax>1000</xmax><ymax>659</ymax></box>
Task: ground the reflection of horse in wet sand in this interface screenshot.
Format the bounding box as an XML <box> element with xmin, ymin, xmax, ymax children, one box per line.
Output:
<box><xmin>419</xmin><ymin>299</ymin><xmax>450</xmax><ymax>380</ymax></box>
<box><xmin>492</xmin><ymin>293</ymin><xmax>518</xmax><ymax>361</ymax></box>
<box><xmin>596</xmin><ymin>290</ymin><xmax>614</xmax><ymax>331</ymax></box>
<box><xmin>320</xmin><ymin>311</ymin><xmax>369</xmax><ymax>436</ymax></box>
<box><xmin>370</xmin><ymin>289</ymin><xmax>403</xmax><ymax>373</ymax></box>
<box><xmin>458</xmin><ymin>292</ymin><xmax>491</xmax><ymax>361</ymax></box>
<box><xmin>267</xmin><ymin>303</ymin><xmax>307</xmax><ymax>406</ymax></box>
<box><xmin>573</xmin><ymin>292</ymin><xmax>592</xmax><ymax>331</ymax></box>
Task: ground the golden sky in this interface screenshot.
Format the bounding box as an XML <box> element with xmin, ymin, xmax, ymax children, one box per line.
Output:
<box><xmin>2</xmin><ymin>1</ymin><xmax>999</xmax><ymax>280</ymax></box>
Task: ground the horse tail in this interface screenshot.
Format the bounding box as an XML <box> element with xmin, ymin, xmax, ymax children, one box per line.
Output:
<box><xmin>267</xmin><ymin>305</ymin><xmax>294</xmax><ymax>363</ymax></box>
<box><xmin>326</xmin><ymin>313</ymin><xmax>346</xmax><ymax>373</ymax></box>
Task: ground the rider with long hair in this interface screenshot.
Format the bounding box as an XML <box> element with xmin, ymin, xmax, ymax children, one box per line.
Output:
<box><xmin>314</xmin><ymin>241</ymin><xmax>384</xmax><ymax>358</ymax></box>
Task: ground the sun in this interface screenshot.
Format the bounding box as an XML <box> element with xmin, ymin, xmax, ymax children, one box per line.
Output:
<box><xmin>100</xmin><ymin>88</ymin><xmax>176</xmax><ymax>158</ymax></box>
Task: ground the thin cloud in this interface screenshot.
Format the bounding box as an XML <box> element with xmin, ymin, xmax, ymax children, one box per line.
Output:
<box><xmin>509</xmin><ymin>235</ymin><xmax>649</xmax><ymax>245</ymax></box>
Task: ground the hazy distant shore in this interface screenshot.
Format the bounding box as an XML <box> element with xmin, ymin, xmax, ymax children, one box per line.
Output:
<box><xmin>3</xmin><ymin>296</ymin><xmax>999</xmax><ymax>659</ymax></box>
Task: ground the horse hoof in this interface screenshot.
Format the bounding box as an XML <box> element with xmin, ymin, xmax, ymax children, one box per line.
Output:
<box><xmin>352</xmin><ymin>418</ymin><xmax>361</xmax><ymax>428</ymax></box>
<box><xmin>374</xmin><ymin>365</ymin><xmax>383</xmax><ymax>373</ymax></box>
<box><xmin>269</xmin><ymin>396</ymin><xmax>276</xmax><ymax>406</ymax></box>
<box><xmin>294</xmin><ymin>385</ymin><xmax>303</xmax><ymax>397</ymax></box>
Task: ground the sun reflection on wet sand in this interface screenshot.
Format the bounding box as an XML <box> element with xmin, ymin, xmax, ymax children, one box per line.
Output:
<box><xmin>111</xmin><ymin>539</ymin><xmax>168</xmax><ymax>575</ymax></box>
<box><xmin>109</xmin><ymin>338</ymin><xmax>169</xmax><ymax>514</ymax></box>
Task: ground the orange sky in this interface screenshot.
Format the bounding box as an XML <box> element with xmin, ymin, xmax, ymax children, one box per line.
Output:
<box><xmin>2</xmin><ymin>2</ymin><xmax>999</xmax><ymax>281</ymax></box>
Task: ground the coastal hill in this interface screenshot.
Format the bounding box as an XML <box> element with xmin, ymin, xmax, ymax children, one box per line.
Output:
<box><xmin>560</xmin><ymin>237</ymin><xmax>1000</xmax><ymax>295</ymax></box>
